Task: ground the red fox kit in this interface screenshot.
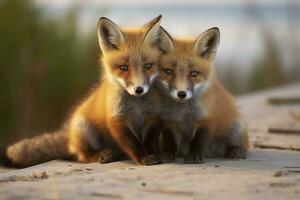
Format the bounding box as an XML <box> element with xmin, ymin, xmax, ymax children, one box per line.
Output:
<box><xmin>158</xmin><ymin>27</ymin><xmax>249</xmax><ymax>163</ymax></box>
<box><xmin>0</xmin><ymin>16</ymin><xmax>166</xmax><ymax>167</ymax></box>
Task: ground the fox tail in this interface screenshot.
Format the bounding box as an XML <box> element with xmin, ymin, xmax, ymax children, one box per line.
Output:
<box><xmin>0</xmin><ymin>130</ymin><xmax>73</xmax><ymax>168</ymax></box>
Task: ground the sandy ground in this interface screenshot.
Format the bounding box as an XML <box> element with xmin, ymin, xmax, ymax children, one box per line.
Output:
<box><xmin>0</xmin><ymin>150</ymin><xmax>299</xmax><ymax>200</ymax></box>
<box><xmin>0</xmin><ymin>83</ymin><xmax>300</xmax><ymax>200</ymax></box>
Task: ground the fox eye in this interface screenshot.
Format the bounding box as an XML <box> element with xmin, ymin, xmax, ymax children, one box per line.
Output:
<box><xmin>119</xmin><ymin>65</ymin><xmax>128</xmax><ymax>72</ymax></box>
<box><xmin>144</xmin><ymin>63</ymin><xmax>152</xmax><ymax>70</ymax></box>
<box><xmin>164</xmin><ymin>69</ymin><xmax>173</xmax><ymax>76</ymax></box>
<box><xmin>190</xmin><ymin>71</ymin><xmax>199</xmax><ymax>77</ymax></box>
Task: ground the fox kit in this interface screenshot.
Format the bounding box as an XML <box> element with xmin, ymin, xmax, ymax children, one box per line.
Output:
<box><xmin>0</xmin><ymin>16</ymin><xmax>165</xmax><ymax>167</ymax></box>
<box><xmin>158</xmin><ymin>27</ymin><xmax>249</xmax><ymax>163</ymax></box>
<box><xmin>69</xmin><ymin>15</ymin><xmax>165</xmax><ymax>165</ymax></box>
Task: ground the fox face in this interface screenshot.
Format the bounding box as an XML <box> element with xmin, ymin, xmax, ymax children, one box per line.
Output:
<box><xmin>97</xmin><ymin>16</ymin><xmax>163</xmax><ymax>96</ymax></box>
<box><xmin>158</xmin><ymin>27</ymin><xmax>220</xmax><ymax>102</ymax></box>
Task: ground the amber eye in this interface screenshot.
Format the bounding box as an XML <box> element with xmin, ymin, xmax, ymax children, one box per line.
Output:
<box><xmin>119</xmin><ymin>65</ymin><xmax>128</xmax><ymax>72</ymax></box>
<box><xmin>164</xmin><ymin>69</ymin><xmax>173</xmax><ymax>76</ymax></box>
<box><xmin>190</xmin><ymin>71</ymin><xmax>199</xmax><ymax>77</ymax></box>
<box><xmin>144</xmin><ymin>63</ymin><xmax>152</xmax><ymax>70</ymax></box>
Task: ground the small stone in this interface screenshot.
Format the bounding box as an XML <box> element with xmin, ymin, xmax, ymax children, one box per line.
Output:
<box><xmin>141</xmin><ymin>182</ymin><xmax>146</xmax><ymax>186</ymax></box>
<box><xmin>214</xmin><ymin>165</ymin><xmax>219</xmax><ymax>168</ymax></box>
<box><xmin>40</xmin><ymin>172</ymin><xmax>48</xmax><ymax>179</ymax></box>
<box><xmin>32</xmin><ymin>171</ymin><xmax>48</xmax><ymax>179</ymax></box>
<box><xmin>274</xmin><ymin>171</ymin><xmax>283</xmax><ymax>177</ymax></box>
<box><xmin>72</xmin><ymin>169</ymin><xmax>83</xmax><ymax>172</ymax></box>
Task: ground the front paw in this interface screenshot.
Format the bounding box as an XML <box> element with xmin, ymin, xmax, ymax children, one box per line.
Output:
<box><xmin>139</xmin><ymin>154</ymin><xmax>162</xmax><ymax>165</ymax></box>
<box><xmin>184</xmin><ymin>153</ymin><xmax>204</xmax><ymax>164</ymax></box>
<box><xmin>160</xmin><ymin>152</ymin><xmax>176</xmax><ymax>163</ymax></box>
<box><xmin>226</xmin><ymin>147</ymin><xmax>246</xmax><ymax>159</ymax></box>
<box><xmin>95</xmin><ymin>149</ymin><xmax>115</xmax><ymax>163</ymax></box>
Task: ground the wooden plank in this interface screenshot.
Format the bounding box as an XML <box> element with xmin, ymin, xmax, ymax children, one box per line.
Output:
<box><xmin>249</xmin><ymin>125</ymin><xmax>300</xmax><ymax>151</ymax></box>
<box><xmin>268</xmin><ymin>123</ymin><xmax>300</xmax><ymax>135</ymax></box>
<box><xmin>267</xmin><ymin>97</ymin><xmax>300</xmax><ymax>105</ymax></box>
<box><xmin>290</xmin><ymin>111</ymin><xmax>300</xmax><ymax>122</ymax></box>
<box><xmin>254</xmin><ymin>143</ymin><xmax>300</xmax><ymax>151</ymax></box>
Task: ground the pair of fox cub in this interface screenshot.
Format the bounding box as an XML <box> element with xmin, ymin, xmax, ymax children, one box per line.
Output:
<box><xmin>1</xmin><ymin>15</ymin><xmax>248</xmax><ymax>168</ymax></box>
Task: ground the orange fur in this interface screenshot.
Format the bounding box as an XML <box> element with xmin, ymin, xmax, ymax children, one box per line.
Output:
<box><xmin>69</xmin><ymin>16</ymin><xmax>165</xmax><ymax>165</ymax></box>
<box><xmin>2</xmin><ymin>16</ymin><xmax>165</xmax><ymax>168</ymax></box>
<box><xmin>158</xmin><ymin>28</ymin><xmax>249</xmax><ymax>163</ymax></box>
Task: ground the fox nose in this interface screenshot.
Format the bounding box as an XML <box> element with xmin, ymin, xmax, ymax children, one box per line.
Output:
<box><xmin>135</xmin><ymin>86</ymin><xmax>144</xmax><ymax>95</ymax></box>
<box><xmin>177</xmin><ymin>91</ymin><xmax>187</xmax><ymax>99</ymax></box>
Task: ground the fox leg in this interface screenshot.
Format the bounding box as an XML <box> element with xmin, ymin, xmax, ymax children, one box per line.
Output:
<box><xmin>143</xmin><ymin>119</ymin><xmax>176</xmax><ymax>163</ymax></box>
<box><xmin>160</xmin><ymin>124</ymin><xmax>180</xmax><ymax>163</ymax></box>
<box><xmin>184</xmin><ymin>126</ymin><xmax>213</xmax><ymax>164</ymax></box>
<box><xmin>68</xmin><ymin>117</ymin><xmax>119</xmax><ymax>163</ymax></box>
<box><xmin>142</xmin><ymin>119</ymin><xmax>162</xmax><ymax>155</ymax></box>
<box><xmin>226</xmin><ymin>120</ymin><xmax>249</xmax><ymax>159</ymax></box>
<box><xmin>107</xmin><ymin>118</ymin><xmax>161</xmax><ymax>165</ymax></box>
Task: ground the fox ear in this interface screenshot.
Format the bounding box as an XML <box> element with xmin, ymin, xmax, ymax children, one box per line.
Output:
<box><xmin>159</xmin><ymin>26</ymin><xmax>175</xmax><ymax>53</ymax></box>
<box><xmin>97</xmin><ymin>17</ymin><xmax>125</xmax><ymax>52</ymax></box>
<box><xmin>193</xmin><ymin>27</ymin><xmax>220</xmax><ymax>60</ymax></box>
<box><xmin>142</xmin><ymin>15</ymin><xmax>162</xmax><ymax>46</ymax></box>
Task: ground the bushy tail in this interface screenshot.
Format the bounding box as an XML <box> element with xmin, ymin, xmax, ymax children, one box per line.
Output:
<box><xmin>0</xmin><ymin>130</ymin><xmax>73</xmax><ymax>168</ymax></box>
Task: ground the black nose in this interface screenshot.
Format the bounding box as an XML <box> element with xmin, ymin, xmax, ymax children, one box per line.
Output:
<box><xmin>177</xmin><ymin>91</ymin><xmax>187</xmax><ymax>99</ymax></box>
<box><xmin>135</xmin><ymin>87</ymin><xmax>144</xmax><ymax>94</ymax></box>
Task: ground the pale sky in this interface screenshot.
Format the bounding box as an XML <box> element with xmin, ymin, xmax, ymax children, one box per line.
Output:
<box><xmin>33</xmin><ymin>0</ymin><xmax>299</xmax><ymax>71</ymax></box>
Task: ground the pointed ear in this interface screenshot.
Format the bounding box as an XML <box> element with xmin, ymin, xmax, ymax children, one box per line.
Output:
<box><xmin>142</xmin><ymin>15</ymin><xmax>162</xmax><ymax>46</ymax></box>
<box><xmin>159</xmin><ymin>26</ymin><xmax>175</xmax><ymax>53</ymax></box>
<box><xmin>193</xmin><ymin>27</ymin><xmax>220</xmax><ymax>60</ymax></box>
<box><xmin>97</xmin><ymin>17</ymin><xmax>125</xmax><ymax>52</ymax></box>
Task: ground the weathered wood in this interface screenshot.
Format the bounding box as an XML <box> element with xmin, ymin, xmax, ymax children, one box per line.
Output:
<box><xmin>267</xmin><ymin>97</ymin><xmax>300</xmax><ymax>105</ymax></box>
<box><xmin>0</xmin><ymin>83</ymin><xmax>300</xmax><ymax>200</ymax></box>
<box><xmin>290</xmin><ymin>111</ymin><xmax>300</xmax><ymax>122</ymax></box>
<box><xmin>0</xmin><ymin>150</ymin><xmax>299</xmax><ymax>200</ymax></box>
<box><xmin>268</xmin><ymin>123</ymin><xmax>300</xmax><ymax>135</ymax></box>
<box><xmin>254</xmin><ymin>143</ymin><xmax>300</xmax><ymax>151</ymax></box>
<box><xmin>239</xmin><ymin>83</ymin><xmax>300</xmax><ymax>151</ymax></box>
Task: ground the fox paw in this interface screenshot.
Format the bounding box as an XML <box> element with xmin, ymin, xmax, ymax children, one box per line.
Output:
<box><xmin>160</xmin><ymin>152</ymin><xmax>176</xmax><ymax>163</ymax></box>
<box><xmin>184</xmin><ymin>154</ymin><xmax>204</xmax><ymax>164</ymax></box>
<box><xmin>227</xmin><ymin>147</ymin><xmax>246</xmax><ymax>159</ymax></box>
<box><xmin>139</xmin><ymin>154</ymin><xmax>162</xmax><ymax>166</ymax></box>
<box><xmin>95</xmin><ymin>149</ymin><xmax>115</xmax><ymax>163</ymax></box>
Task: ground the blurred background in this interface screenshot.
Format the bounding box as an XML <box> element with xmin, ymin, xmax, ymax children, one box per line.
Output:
<box><xmin>0</xmin><ymin>0</ymin><xmax>299</xmax><ymax>143</ymax></box>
